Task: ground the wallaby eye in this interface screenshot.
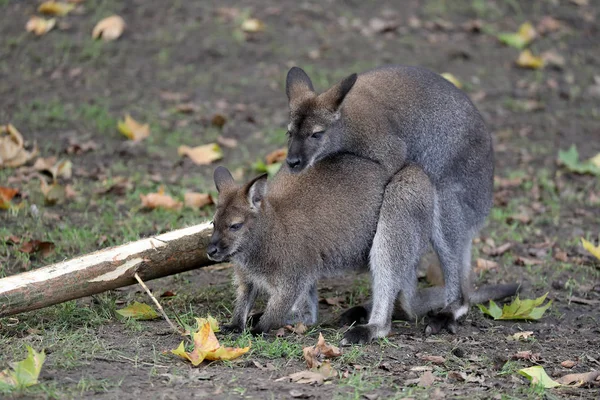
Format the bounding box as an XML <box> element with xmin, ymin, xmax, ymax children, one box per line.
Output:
<box><xmin>229</xmin><ymin>223</ymin><xmax>243</xmax><ymax>231</ymax></box>
<box><xmin>311</xmin><ymin>131</ymin><xmax>325</xmax><ymax>140</ymax></box>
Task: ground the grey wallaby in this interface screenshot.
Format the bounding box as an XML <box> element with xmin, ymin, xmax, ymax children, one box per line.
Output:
<box><xmin>284</xmin><ymin>65</ymin><xmax>514</xmax><ymax>343</ymax></box>
<box><xmin>207</xmin><ymin>157</ymin><xmax>517</xmax><ymax>340</ymax></box>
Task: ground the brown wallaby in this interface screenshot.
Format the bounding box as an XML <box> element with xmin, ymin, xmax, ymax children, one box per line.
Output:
<box><xmin>207</xmin><ymin>157</ymin><xmax>518</xmax><ymax>338</ymax></box>
<box><xmin>284</xmin><ymin>65</ymin><xmax>503</xmax><ymax>343</ymax></box>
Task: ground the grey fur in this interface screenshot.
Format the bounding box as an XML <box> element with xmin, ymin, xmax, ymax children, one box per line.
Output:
<box><xmin>285</xmin><ymin>65</ymin><xmax>503</xmax><ymax>343</ymax></box>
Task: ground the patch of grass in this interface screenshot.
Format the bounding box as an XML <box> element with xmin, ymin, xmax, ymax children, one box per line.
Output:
<box><xmin>222</xmin><ymin>332</ymin><xmax>304</xmax><ymax>360</ymax></box>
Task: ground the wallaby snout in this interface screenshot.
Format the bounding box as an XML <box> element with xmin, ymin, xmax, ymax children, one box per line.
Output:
<box><xmin>286</xmin><ymin>155</ymin><xmax>301</xmax><ymax>170</ymax></box>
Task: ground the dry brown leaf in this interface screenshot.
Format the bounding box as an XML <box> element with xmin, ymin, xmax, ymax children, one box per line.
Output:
<box><xmin>65</xmin><ymin>138</ymin><xmax>98</xmax><ymax>155</ymax></box>
<box><xmin>92</xmin><ymin>15</ymin><xmax>125</xmax><ymax>41</ymax></box>
<box><xmin>34</xmin><ymin>157</ymin><xmax>72</xmax><ymax>181</ymax></box>
<box><xmin>507</xmin><ymin>212</ymin><xmax>532</xmax><ymax>224</ymax></box>
<box><xmin>512</xmin><ymin>350</ymin><xmax>541</xmax><ymax>362</ymax></box>
<box><xmin>561</xmin><ymin>360</ymin><xmax>577</xmax><ymax>369</ymax></box>
<box><xmin>184</xmin><ymin>192</ymin><xmax>214</xmax><ymax>209</ymax></box>
<box><xmin>475</xmin><ymin>258</ymin><xmax>498</xmax><ymax>273</ymax></box>
<box><xmin>286</xmin><ymin>322</ymin><xmax>308</xmax><ymax>335</ymax></box>
<box><xmin>118</xmin><ymin>114</ymin><xmax>150</xmax><ymax>142</ymax></box>
<box><xmin>265</xmin><ymin>148</ymin><xmax>287</xmax><ymax>165</ymax></box>
<box><xmin>275</xmin><ymin>370</ymin><xmax>325</xmax><ymax>385</ymax></box>
<box><xmin>19</xmin><ymin>240</ymin><xmax>55</xmax><ymax>258</ymax></box>
<box><xmin>0</xmin><ymin>187</ymin><xmax>19</xmax><ymax>209</ymax></box>
<box><xmin>495</xmin><ymin>176</ymin><xmax>524</xmax><ymax>188</ymax></box>
<box><xmin>511</xmin><ymin>331</ymin><xmax>534</xmax><ymax>340</ymax></box>
<box><xmin>38</xmin><ymin>1</ymin><xmax>75</xmax><ymax>16</ymax></box>
<box><xmin>515</xmin><ymin>256</ymin><xmax>544</xmax><ymax>266</ymax></box>
<box><xmin>419</xmin><ymin>355</ymin><xmax>446</xmax><ymax>364</ymax></box>
<box><xmin>557</xmin><ymin>370</ymin><xmax>600</xmax><ymax>386</ymax></box>
<box><xmin>252</xmin><ymin>361</ymin><xmax>277</xmax><ymax>371</ymax></box>
<box><xmin>0</xmin><ymin>124</ymin><xmax>38</xmax><ymax>168</ymax></box>
<box><xmin>216</xmin><ymin>136</ymin><xmax>238</xmax><ymax>149</ymax></box>
<box><xmin>140</xmin><ymin>187</ymin><xmax>182</xmax><ymax>210</ymax></box>
<box><xmin>302</xmin><ymin>333</ymin><xmax>341</xmax><ymax>369</ymax></box>
<box><xmin>25</xmin><ymin>16</ymin><xmax>56</xmax><ymax>36</ymax></box>
<box><xmin>175</xmin><ymin>103</ymin><xmax>199</xmax><ymax>114</ymax></box>
<box><xmin>320</xmin><ymin>296</ymin><xmax>344</xmax><ymax>306</ymax></box>
<box><xmin>537</xmin><ymin>16</ymin><xmax>562</xmax><ymax>34</ymax></box>
<box><xmin>40</xmin><ymin>179</ymin><xmax>66</xmax><ymax>205</ymax></box>
<box><xmin>448</xmin><ymin>371</ymin><xmax>485</xmax><ymax>383</ymax></box>
<box><xmin>419</xmin><ymin>370</ymin><xmax>436</xmax><ymax>387</ymax></box>
<box><xmin>554</xmin><ymin>250</ymin><xmax>568</xmax><ymax>262</ymax></box>
<box><xmin>211</xmin><ymin>114</ymin><xmax>227</xmax><ymax>128</ymax></box>
<box><xmin>241</xmin><ymin>18</ymin><xmax>265</xmax><ymax>33</ymax></box>
<box><xmin>178</xmin><ymin>144</ymin><xmax>223</xmax><ymax>165</ymax></box>
<box><xmin>516</xmin><ymin>50</ymin><xmax>545</xmax><ymax>70</ymax></box>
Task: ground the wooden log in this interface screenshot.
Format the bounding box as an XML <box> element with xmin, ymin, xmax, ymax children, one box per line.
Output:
<box><xmin>0</xmin><ymin>222</ymin><xmax>215</xmax><ymax>317</ymax></box>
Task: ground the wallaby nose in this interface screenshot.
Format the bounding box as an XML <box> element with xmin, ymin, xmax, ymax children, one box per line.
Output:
<box><xmin>207</xmin><ymin>244</ymin><xmax>218</xmax><ymax>257</ymax></box>
<box><xmin>287</xmin><ymin>157</ymin><xmax>301</xmax><ymax>169</ymax></box>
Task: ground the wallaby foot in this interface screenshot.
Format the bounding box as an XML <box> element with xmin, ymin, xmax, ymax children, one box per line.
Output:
<box><xmin>248</xmin><ymin>313</ymin><xmax>263</xmax><ymax>328</ymax></box>
<box><xmin>425</xmin><ymin>301</ymin><xmax>469</xmax><ymax>335</ymax></box>
<box><xmin>340</xmin><ymin>325</ymin><xmax>375</xmax><ymax>345</ymax></box>
<box><xmin>221</xmin><ymin>323</ymin><xmax>245</xmax><ymax>334</ymax></box>
<box><xmin>339</xmin><ymin>305</ymin><xmax>370</xmax><ymax>326</ymax></box>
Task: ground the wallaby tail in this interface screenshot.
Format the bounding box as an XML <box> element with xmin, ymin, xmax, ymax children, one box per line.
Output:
<box><xmin>470</xmin><ymin>283</ymin><xmax>521</xmax><ymax>305</ymax></box>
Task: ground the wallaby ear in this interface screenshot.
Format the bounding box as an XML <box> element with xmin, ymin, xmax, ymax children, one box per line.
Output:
<box><xmin>214</xmin><ymin>166</ymin><xmax>234</xmax><ymax>193</ymax></box>
<box><xmin>245</xmin><ymin>173</ymin><xmax>268</xmax><ymax>210</ymax></box>
<box><xmin>319</xmin><ymin>73</ymin><xmax>357</xmax><ymax>112</ymax></box>
<box><xmin>286</xmin><ymin>67</ymin><xmax>315</xmax><ymax>107</ymax></box>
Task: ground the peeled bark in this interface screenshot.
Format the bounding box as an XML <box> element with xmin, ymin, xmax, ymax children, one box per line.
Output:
<box><xmin>0</xmin><ymin>222</ymin><xmax>215</xmax><ymax>318</ymax></box>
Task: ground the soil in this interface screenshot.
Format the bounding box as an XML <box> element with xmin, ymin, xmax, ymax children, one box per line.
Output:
<box><xmin>1</xmin><ymin>0</ymin><xmax>599</xmax><ymax>399</ymax></box>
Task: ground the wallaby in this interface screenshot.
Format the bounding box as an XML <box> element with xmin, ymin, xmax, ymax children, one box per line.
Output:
<box><xmin>284</xmin><ymin>65</ymin><xmax>498</xmax><ymax>343</ymax></box>
<box><xmin>207</xmin><ymin>158</ymin><xmax>517</xmax><ymax>339</ymax></box>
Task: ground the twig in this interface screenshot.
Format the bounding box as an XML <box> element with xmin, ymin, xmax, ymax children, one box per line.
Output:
<box><xmin>134</xmin><ymin>272</ymin><xmax>189</xmax><ymax>342</ymax></box>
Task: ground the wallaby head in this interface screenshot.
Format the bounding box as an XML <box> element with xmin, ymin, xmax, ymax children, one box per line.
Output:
<box><xmin>207</xmin><ymin>166</ymin><xmax>268</xmax><ymax>262</ymax></box>
<box><xmin>285</xmin><ymin>67</ymin><xmax>357</xmax><ymax>172</ymax></box>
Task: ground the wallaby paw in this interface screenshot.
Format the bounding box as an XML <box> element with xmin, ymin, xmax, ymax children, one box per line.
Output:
<box><xmin>425</xmin><ymin>310</ymin><xmax>458</xmax><ymax>336</ymax></box>
<box><xmin>340</xmin><ymin>325</ymin><xmax>372</xmax><ymax>346</ymax></box>
<box><xmin>339</xmin><ymin>306</ymin><xmax>369</xmax><ymax>326</ymax></box>
<box><xmin>221</xmin><ymin>323</ymin><xmax>244</xmax><ymax>334</ymax></box>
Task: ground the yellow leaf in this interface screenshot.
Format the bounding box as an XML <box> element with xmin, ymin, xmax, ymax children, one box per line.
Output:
<box><xmin>589</xmin><ymin>153</ymin><xmax>600</xmax><ymax>168</ymax></box>
<box><xmin>497</xmin><ymin>22</ymin><xmax>537</xmax><ymax>49</ymax></box>
<box><xmin>581</xmin><ymin>238</ymin><xmax>600</xmax><ymax>261</ymax></box>
<box><xmin>92</xmin><ymin>15</ymin><xmax>126</xmax><ymax>41</ymax></box>
<box><xmin>38</xmin><ymin>1</ymin><xmax>75</xmax><ymax>16</ymax></box>
<box><xmin>25</xmin><ymin>17</ymin><xmax>56</xmax><ymax>36</ymax></box>
<box><xmin>140</xmin><ymin>188</ymin><xmax>182</xmax><ymax>210</ymax></box>
<box><xmin>178</xmin><ymin>143</ymin><xmax>223</xmax><ymax>165</ymax></box>
<box><xmin>171</xmin><ymin>320</ymin><xmax>249</xmax><ymax>366</ymax></box>
<box><xmin>195</xmin><ymin>316</ymin><xmax>220</xmax><ymax>333</ymax></box>
<box><xmin>517</xmin><ymin>22</ymin><xmax>537</xmax><ymax>44</ymax></box>
<box><xmin>40</xmin><ymin>179</ymin><xmax>66</xmax><ymax>205</ymax></box>
<box><xmin>0</xmin><ymin>124</ymin><xmax>38</xmax><ymax>168</ymax></box>
<box><xmin>116</xmin><ymin>302</ymin><xmax>159</xmax><ymax>320</ymax></box>
<box><xmin>118</xmin><ymin>114</ymin><xmax>150</xmax><ymax>142</ymax></box>
<box><xmin>241</xmin><ymin>18</ymin><xmax>265</xmax><ymax>33</ymax></box>
<box><xmin>516</xmin><ymin>50</ymin><xmax>545</xmax><ymax>70</ymax></box>
<box><xmin>440</xmin><ymin>73</ymin><xmax>462</xmax><ymax>89</ymax></box>
<box><xmin>0</xmin><ymin>346</ymin><xmax>46</xmax><ymax>389</ymax></box>
<box><xmin>518</xmin><ymin>366</ymin><xmax>561</xmax><ymax>388</ymax></box>
<box><xmin>184</xmin><ymin>192</ymin><xmax>214</xmax><ymax>208</ymax></box>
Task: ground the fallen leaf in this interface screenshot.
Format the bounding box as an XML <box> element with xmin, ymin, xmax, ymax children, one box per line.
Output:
<box><xmin>65</xmin><ymin>138</ymin><xmax>98</xmax><ymax>155</ymax></box>
<box><xmin>303</xmin><ymin>333</ymin><xmax>342</xmax><ymax>369</ymax></box>
<box><xmin>275</xmin><ymin>370</ymin><xmax>325</xmax><ymax>385</ymax></box>
<box><xmin>440</xmin><ymin>73</ymin><xmax>462</xmax><ymax>89</ymax></box>
<box><xmin>518</xmin><ymin>366</ymin><xmax>561</xmax><ymax>388</ymax></box>
<box><xmin>265</xmin><ymin>148</ymin><xmax>287</xmax><ymax>165</ymax></box>
<box><xmin>558</xmin><ymin>145</ymin><xmax>600</xmax><ymax>176</ymax></box>
<box><xmin>478</xmin><ymin>293</ymin><xmax>552</xmax><ymax>320</ymax></box>
<box><xmin>18</xmin><ymin>240</ymin><xmax>56</xmax><ymax>258</ymax></box>
<box><xmin>216</xmin><ymin>136</ymin><xmax>238</xmax><ymax>149</ymax></box>
<box><xmin>494</xmin><ymin>176</ymin><xmax>524</xmax><ymax>188</ymax></box>
<box><xmin>581</xmin><ymin>238</ymin><xmax>600</xmax><ymax>261</ymax></box>
<box><xmin>0</xmin><ymin>346</ymin><xmax>46</xmax><ymax>390</ymax></box>
<box><xmin>590</xmin><ymin>152</ymin><xmax>600</xmax><ymax>168</ymax></box>
<box><xmin>178</xmin><ymin>144</ymin><xmax>223</xmax><ymax>165</ymax></box>
<box><xmin>516</xmin><ymin>50</ymin><xmax>545</xmax><ymax>69</ymax></box>
<box><xmin>40</xmin><ymin>179</ymin><xmax>66</xmax><ymax>205</ymax></box>
<box><xmin>515</xmin><ymin>256</ymin><xmax>543</xmax><ymax>266</ymax></box>
<box><xmin>286</xmin><ymin>322</ymin><xmax>308</xmax><ymax>335</ymax></box>
<box><xmin>92</xmin><ymin>15</ymin><xmax>126</xmax><ymax>41</ymax></box>
<box><xmin>537</xmin><ymin>16</ymin><xmax>562</xmax><ymax>34</ymax></box>
<box><xmin>554</xmin><ymin>250</ymin><xmax>568</xmax><ymax>262</ymax></box>
<box><xmin>241</xmin><ymin>18</ymin><xmax>265</xmax><ymax>33</ymax></box>
<box><xmin>447</xmin><ymin>371</ymin><xmax>485</xmax><ymax>383</ymax></box>
<box><xmin>497</xmin><ymin>22</ymin><xmax>537</xmax><ymax>49</ymax></box>
<box><xmin>0</xmin><ymin>124</ymin><xmax>38</xmax><ymax>168</ymax></box>
<box><xmin>557</xmin><ymin>371</ymin><xmax>600</xmax><ymax>386</ymax></box>
<box><xmin>171</xmin><ymin>320</ymin><xmax>249</xmax><ymax>366</ymax></box>
<box><xmin>96</xmin><ymin>177</ymin><xmax>132</xmax><ymax>196</ymax></box>
<box><xmin>475</xmin><ymin>258</ymin><xmax>498</xmax><ymax>273</ymax></box>
<box><xmin>140</xmin><ymin>187</ymin><xmax>182</xmax><ymax>210</ymax></box>
<box><xmin>116</xmin><ymin>302</ymin><xmax>159</xmax><ymax>320</ymax></box>
<box><xmin>419</xmin><ymin>355</ymin><xmax>446</xmax><ymax>364</ymax></box>
<box><xmin>510</xmin><ymin>331</ymin><xmax>534</xmax><ymax>340</ymax></box>
<box><xmin>118</xmin><ymin>114</ymin><xmax>150</xmax><ymax>142</ymax></box>
<box><xmin>34</xmin><ymin>158</ymin><xmax>72</xmax><ymax>181</ymax></box>
<box><xmin>320</xmin><ymin>296</ymin><xmax>344</xmax><ymax>306</ymax></box>
<box><xmin>175</xmin><ymin>103</ymin><xmax>199</xmax><ymax>114</ymax></box>
<box><xmin>211</xmin><ymin>114</ymin><xmax>227</xmax><ymax>128</ymax></box>
<box><xmin>419</xmin><ymin>370</ymin><xmax>436</xmax><ymax>387</ymax></box>
<box><xmin>253</xmin><ymin>361</ymin><xmax>277</xmax><ymax>371</ymax></box>
<box><xmin>25</xmin><ymin>16</ymin><xmax>56</xmax><ymax>36</ymax></box>
<box><xmin>38</xmin><ymin>1</ymin><xmax>75</xmax><ymax>16</ymax></box>
<box><xmin>561</xmin><ymin>360</ymin><xmax>577</xmax><ymax>369</ymax></box>
<box><xmin>160</xmin><ymin>291</ymin><xmax>176</xmax><ymax>298</ymax></box>
<box><xmin>512</xmin><ymin>350</ymin><xmax>541</xmax><ymax>362</ymax></box>
<box><xmin>0</xmin><ymin>187</ymin><xmax>19</xmax><ymax>210</ymax></box>
<box><xmin>541</xmin><ymin>51</ymin><xmax>565</xmax><ymax>69</ymax></box>
<box><xmin>184</xmin><ymin>192</ymin><xmax>214</xmax><ymax>209</ymax></box>
<box><xmin>195</xmin><ymin>316</ymin><xmax>220</xmax><ymax>333</ymax></box>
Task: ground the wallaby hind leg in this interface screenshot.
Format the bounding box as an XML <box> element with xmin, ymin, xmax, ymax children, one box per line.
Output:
<box><xmin>341</xmin><ymin>165</ymin><xmax>434</xmax><ymax>345</ymax></box>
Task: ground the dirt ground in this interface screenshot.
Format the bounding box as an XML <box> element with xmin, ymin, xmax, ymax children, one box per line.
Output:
<box><xmin>1</xmin><ymin>0</ymin><xmax>600</xmax><ymax>399</ymax></box>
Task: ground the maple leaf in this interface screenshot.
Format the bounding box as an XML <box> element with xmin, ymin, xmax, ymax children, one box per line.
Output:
<box><xmin>25</xmin><ymin>17</ymin><xmax>56</xmax><ymax>36</ymax></box>
<box><xmin>118</xmin><ymin>114</ymin><xmax>150</xmax><ymax>142</ymax></box>
<box><xmin>303</xmin><ymin>333</ymin><xmax>341</xmax><ymax>369</ymax></box>
<box><xmin>92</xmin><ymin>15</ymin><xmax>126</xmax><ymax>41</ymax></box>
<box><xmin>38</xmin><ymin>1</ymin><xmax>75</xmax><ymax>16</ymax></box>
<box><xmin>0</xmin><ymin>124</ymin><xmax>38</xmax><ymax>168</ymax></box>
<box><xmin>171</xmin><ymin>320</ymin><xmax>249</xmax><ymax>366</ymax></box>
<box><xmin>478</xmin><ymin>293</ymin><xmax>552</xmax><ymax>320</ymax></box>
<box><xmin>178</xmin><ymin>144</ymin><xmax>223</xmax><ymax>165</ymax></box>
<box><xmin>0</xmin><ymin>346</ymin><xmax>46</xmax><ymax>390</ymax></box>
<box><xmin>0</xmin><ymin>187</ymin><xmax>19</xmax><ymax>210</ymax></box>
<box><xmin>140</xmin><ymin>187</ymin><xmax>182</xmax><ymax>210</ymax></box>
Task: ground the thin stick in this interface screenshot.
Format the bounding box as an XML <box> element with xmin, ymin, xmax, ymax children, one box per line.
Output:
<box><xmin>134</xmin><ymin>272</ymin><xmax>187</xmax><ymax>340</ymax></box>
